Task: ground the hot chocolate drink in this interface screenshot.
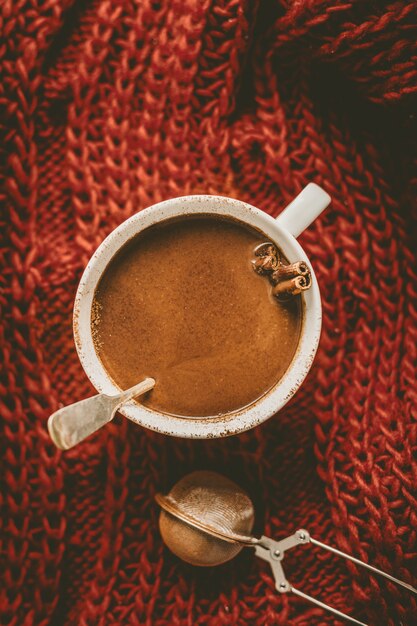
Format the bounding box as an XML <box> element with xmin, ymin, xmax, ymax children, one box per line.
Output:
<box><xmin>92</xmin><ymin>216</ymin><xmax>302</xmax><ymax>417</ymax></box>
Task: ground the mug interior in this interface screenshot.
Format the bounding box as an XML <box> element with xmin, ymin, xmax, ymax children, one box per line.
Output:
<box><xmin>74</xmin><ymin>195</ymin><xmax>321</xmax><ymax>438</ymax></box>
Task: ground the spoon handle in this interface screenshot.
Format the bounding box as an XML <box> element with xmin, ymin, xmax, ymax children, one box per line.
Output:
<box><xmin>47</xmin><ymin>378</ymin><xmax>155</xmax><ymax>450</ymax></box>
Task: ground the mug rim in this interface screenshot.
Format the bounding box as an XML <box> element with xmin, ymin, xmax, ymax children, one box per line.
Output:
<box><xmin>73</xmin><ymin>194</ymin><xmax>322</xmax><ymax>438</ymax></box>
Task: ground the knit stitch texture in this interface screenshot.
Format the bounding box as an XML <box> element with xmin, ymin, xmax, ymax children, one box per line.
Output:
<box><xmin>1</xmin><ymin>1</ymin><xmax>417</xmax><ymax>624</ymax></box>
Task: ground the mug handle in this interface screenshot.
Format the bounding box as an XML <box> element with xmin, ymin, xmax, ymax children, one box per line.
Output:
<box><xmin>276</xmin><ymin>183</ymin><xmax>331</xmax><ymax>238</ymax></box>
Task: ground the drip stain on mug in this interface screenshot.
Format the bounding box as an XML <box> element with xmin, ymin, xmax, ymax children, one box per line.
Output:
<box><xmin>92</xmin><ymin>215</ymin><xmax>302</xmax><ymax>417</ymax></box>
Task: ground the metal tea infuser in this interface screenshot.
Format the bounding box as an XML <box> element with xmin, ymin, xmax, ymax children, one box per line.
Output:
<box><xmin>156</xmin><ymin>471</ymin><xmax>417</xmax><ymax>626</ymax></box>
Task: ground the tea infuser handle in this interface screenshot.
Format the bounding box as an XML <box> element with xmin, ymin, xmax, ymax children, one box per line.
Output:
<box><xmin>276</xmin><ymin>183</ymin><xmax>331</xmax><ymax>238</ymax></box>
<box><xmin>309</xmin><ymin>535</ymin><xmax>417</xmax><ymax>596</ymax></box>
<box><xmin>254</xmin><ymin>529</ymin><xmax>310</xmax><ymax>564</ymax></box>
<box><xmin>47</xmin><ymin>377</ymin><xmax>155</xmax><ymax>450</ymax></box>
<box><xmin>290</xmin><ymin>587</ymin><xmax>368</xmax><ymax>626</ymax></box>
<box><xmin>255</xmin><ymin>529</ymin><xmax>416</xmax><ymax>625</ymax></box>
<box><xmin>256</xmin><ymin>533</ymin><xmax>369</xmax><ymax>625</ymax></box>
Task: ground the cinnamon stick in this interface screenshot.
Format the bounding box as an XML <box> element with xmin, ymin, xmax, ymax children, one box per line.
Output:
<box><xmin>272</xmin><ymin>274</ymin><xmax>311</xmax><ymax>299</ymax></box>
<box><xmin>252</xmin><ymin>242</ymin><xmax>279</xmax><ymax>274</ymax></box>
<box><xmin>252</xmin><ymin>242</ymin><xmax>312</xmax><ymax>300</ymax></box>
<box><xmin>271</xmin><ymin>261</ymin><xmax>309</xmax><ymax>283</ymax></box>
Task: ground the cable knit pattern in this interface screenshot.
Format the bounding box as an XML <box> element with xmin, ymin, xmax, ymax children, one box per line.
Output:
<box><xmin>1</xmin><ymin>1</ymin><xmax>417</xmax><ymax>624</ymax></box>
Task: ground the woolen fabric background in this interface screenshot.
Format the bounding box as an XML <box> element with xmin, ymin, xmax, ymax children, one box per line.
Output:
<box><xmin>1</xmin><ymin>1</ymin><xmax>417</xmax><ymax>624</ymax></box>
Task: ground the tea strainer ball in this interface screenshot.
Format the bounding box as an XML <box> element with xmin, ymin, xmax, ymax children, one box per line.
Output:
<box><xmin>156</xmin><ymin>471</ymin><xmax>417</xmax><ymax>626</ymax></box>
<box><xmin>156</xmin><ymin>471</ymin><xmax>255</xmax><ymax>567</ymax></box>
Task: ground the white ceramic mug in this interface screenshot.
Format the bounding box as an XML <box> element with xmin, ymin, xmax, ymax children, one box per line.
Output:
<box><xmin>73</xmin><ymin>184</ymin><xmax>330</xmax><ymax>439</ymax></box>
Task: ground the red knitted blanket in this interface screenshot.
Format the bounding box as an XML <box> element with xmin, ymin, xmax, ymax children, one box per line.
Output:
<box><xmin>1</xmin><ymin>1</ymin><xmax>417</xmax><ymax>624</ymax></box>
